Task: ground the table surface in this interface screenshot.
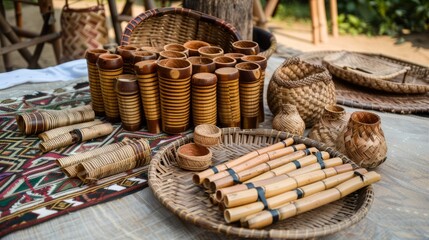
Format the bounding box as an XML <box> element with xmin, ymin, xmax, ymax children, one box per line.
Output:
<box><xmin>1</xmin><ymin>57</ymin><xmax>428</xmax><ymax>240</ymax></box>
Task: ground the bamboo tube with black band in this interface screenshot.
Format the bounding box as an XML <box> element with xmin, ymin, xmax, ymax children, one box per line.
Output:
<box><xmin>192</xmin><ymin>138</ymin><xmax>294</xmax><ymax>185</ymax></box>
<box><xmin>241</xmin><ymin>171</ymin><xmax>381</xmax><ymax>229</ymax></box>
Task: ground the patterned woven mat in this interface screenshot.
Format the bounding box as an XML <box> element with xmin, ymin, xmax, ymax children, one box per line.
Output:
<box><xmin>0</xmin><ymin>82</ymin><xmax>189</xmax><ymax>237</ymax></box>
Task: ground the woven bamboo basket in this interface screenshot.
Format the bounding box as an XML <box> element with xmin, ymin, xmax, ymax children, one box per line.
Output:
<box><xmin>267</xmin><ymin>57</ymin><xmax>336</xmax><ymax>127</ymax></box>
<box><xmin>148</xmin><ymin>128</ymin><xmax>374</xmax><ymax>239</ymax></box>
<box><xmin>120</xmin><ymin>8</ymin><xmax>276</xmax><ymax>59</ymax></box>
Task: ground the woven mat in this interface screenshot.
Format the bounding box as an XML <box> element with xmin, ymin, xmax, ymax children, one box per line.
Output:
<box><xmin>0</xmin><ymin>82</ymin><xmax>189</xmax><ymax>237</ymax></box>
<box><xmin>297</xmin><ymin>51</ymin><xmax>429</xmax><ymax>114</ymax></box>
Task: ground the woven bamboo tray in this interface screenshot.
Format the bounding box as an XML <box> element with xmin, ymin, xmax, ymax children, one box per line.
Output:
<box><xmin>148</xmin><ymin>128</ymin><xmax>374</xmax><ymax>239</ymax></box>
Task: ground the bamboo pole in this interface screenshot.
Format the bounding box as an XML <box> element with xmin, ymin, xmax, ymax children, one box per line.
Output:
<box><xmin>242</xmin><ymin>171</ymin><xmax>381</xmax><ymax>229</ymax></box>
<box><xmin>193</xmin><ymin>138</ymin><xmax>294</xmax><ymax>184</ymax></box>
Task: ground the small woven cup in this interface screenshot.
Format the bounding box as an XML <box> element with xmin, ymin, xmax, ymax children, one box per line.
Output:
<box><xmin>193</xmin><ymin>124</ymin><xmax>221</xmax><ymax>147</ymax></box>
<box><xmin>177</xmin><ymin>143</ymin><xmax>213</xmax><ymax>171</ymax></box>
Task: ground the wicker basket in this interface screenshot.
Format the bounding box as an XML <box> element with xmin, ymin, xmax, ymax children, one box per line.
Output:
<box><xmin>148</xmin><ymin>128</ymin><xmax>374</xmax><ymax>239</ymax></box>
<box><xmin>121</xmin><ymin>8</ymin><xmax>276</xmax><ymax>59</ymax></box>
<box><xmin>267</xmin><ymin>57</ymin><xmax>336</xmax><ymax>127</ymax></box>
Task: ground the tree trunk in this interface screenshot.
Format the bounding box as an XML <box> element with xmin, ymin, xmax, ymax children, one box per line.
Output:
<box><xmin>183</xmin><ymin>0</ymin><xmax>253</xmax><ymax>40</ymax></box>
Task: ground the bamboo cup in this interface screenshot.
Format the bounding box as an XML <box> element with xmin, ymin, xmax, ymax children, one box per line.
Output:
<box><xmin>85</xmin><ymin>48</ymin><xmax>109</xmax><ymax>116</ymax></box>
<box><xmin>236</xmin><ymin>62</ymin><xmax>261</xmax><ymax>129</ymax></box>
<box><xmin>187</xmin><ymin>56</ymin><xmax>216</xmax><ymax>73</ymax></box>
<box><xmin>223</xmin><ymin>164</ymin><xmax>353</xmax><ymax>208</ymax></box>
<box><xmin>38</xmin><ymin>119</ymin><xmax>103</xmax><ymax>141</ymax></box>
<box><xmin>116</xmin><ymin>74</ymin><xmax>143</xmax><ymax>131</ymax></box>
<box><xmin>184</xmin><ymin>40</ymin><xmax>210</xmax><ymax>56</ymax></box>
<box><xmin>164</xmin><ymin>43</ymin><xmax>189</xmax><ymax>56</ymax></box>
<box><xmin>242</xmin><ymin>171</ymin><xmax>381</xmax><ymax>229</ymax></box>
<box><xmin>117</xmin><ymin>45</ymin><xmax>137</xmax><ymax>74</ymax></box>
<box><xmin>159</xmin><ymin>50</ymin><xmax>187</xmax><ymax>60</ymax></box>
<box><xmin>192</xmin><ymin>138</ymin><xmax>294</xmax><ymax>185</ymax></box>
<box><xmin>140</xmin><ymin>46</ymin><xmax>164</xmax><ymax>58</ymax></box>
<box><xmin>225</xmin><ymin>53</ymin><xmax>245</xmax><ymax>63</ymax></box>
<box><xmin>132</xmin><ymin>50</ymin><xmax>157</xmax><ymax>66</ymax></box>
<box><xmin>215</xmin><ymin>67</ymin><xmax>241</xmax><ymax>128</ymax></box>
<box><xmin>225</xmin><ymin>168</ymin><xmax>368</xmax><ymax>223</ymax></box>
<box><xmin>198</xmin><ymin>46</ymin><xmax>224</xmax><ymax>59</ymax></box>
<box><xmin>213</xmin><ymin>56</ymin><xmax>237</xmax><ymax>69</ymax></box>
<box><xmin>208</xmin><ymin>144</ymin><xmax>307</xmax><ymax>191</ymax></box>
<box><xmin>192</xmin><ymin>73</ymin><xmax>218</xmax><ymax>126</ymax></box>
<box><xmin>232</xmin><ymin>40</ymin><xmax>260</xmax><ymax>55</ymax></box>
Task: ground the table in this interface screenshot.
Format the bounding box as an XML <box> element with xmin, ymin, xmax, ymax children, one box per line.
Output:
<box><xmin>1</xmin><ymin>56</ymin><xmax>428</xmax><ymax>239</ymax></box>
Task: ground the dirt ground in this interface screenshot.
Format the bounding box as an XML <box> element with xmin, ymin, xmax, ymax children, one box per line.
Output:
<box><xmin>1</xmin><ymin>1</ymin><xmax>428</xmax><ymax>72</ymax></box>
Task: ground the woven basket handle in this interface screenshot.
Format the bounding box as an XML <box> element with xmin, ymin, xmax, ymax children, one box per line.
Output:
<box><xmin>64</xmin><ymin>0</ymin><xmax>103</xmax><ymax>8</ymax></box>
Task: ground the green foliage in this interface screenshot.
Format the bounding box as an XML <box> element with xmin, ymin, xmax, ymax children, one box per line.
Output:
<box><xmin>272</xmin><ymin>0</ymin><xmax>311</xmax><ymax>22</ymax></box>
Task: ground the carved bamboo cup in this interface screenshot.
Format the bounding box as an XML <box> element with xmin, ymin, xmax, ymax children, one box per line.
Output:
<box><xmin>246</xmin><ymin>151</ymin><xmax>331</xmax><ymax>182</ymax></box>
<box><xmin>204</xmin><ymin>143</ymin><xmax>305</xmax><ymax>190</ymax></box>
<box><xmin>225</xmin><ymin>168</ymin><xmax>368</xmax><ymax>223</ymax></box>
<box><xmin>139</xmin><ymin>46</ymin><xmax>164</xmax><ymax>58</ymax></box>
<box><xmin>164</xmin><ymin>43</ymin><xmax>189</xmax><ymax>56</ymax></box>
<box><xmin>192</xmin><ymin>73</ymin><xmax>217</xmax><ymax>126</ymax></box>
<box><xmin>184</xmin><ymin>40</ymin><xmax>210</xmax><ymax>56</ymax></box>
<box><xmin>213</xmin><ymin>56</ymin><xmax>237</xmax><ymax>69</ymax></box>
<box><xmin>241</xmin><ymin>55</ymin><xmax>267</xmax><ymax>123</ymax></box>
<box><xmin>159</xmin><ymin>50</ymin><xmax>187</xmax><ymax>60</ymax></box>
<box><xmin>208</xmin><ymin>144</ymin><xmax>307</xmax><ymax>191</ymax></box>
<box><xmin>85</xmin><ymin>48</ymin><xmax>109</xmax><ymax>116</ymax></box>
<box><xmin>198</xmin><ymin>46</ymin><xmax>224</xmax><ymax>59</ymax></box>
<box><xmin>117</xmin><ymin>45</ymin><xmax>137</xmax><ymax>74</ymax></box>
<box><xmin>135</xmin><ymin>60</ymin><xmax>161</xmax><ymax>134</ymax></box>
<box><xmin>242</xmin><ymin>171</ymin><xmax>381</xmax><ymax>229</ymax></box>
<box><xmin>236</xmin><ymin>62</ymin><xmax>261</xmax><ymax>129</ymax></box>
<box><xmin>38</xmin><ymin>119</ymin><xmax>103</xmax><ymax>141</ymax></box>
<box><xmin>132</xmin><ymin>50</ymin><xmax>157</xmax><ymax>66</ymax></box>
<box><xmin>188</xmin><ymin>56</ymin><xmax>216</xmax><ymax>73</ymax></box>
<box><xmin>225</xmin><ymin>53</ymin><xmax>245</xmax><ymax>63</ymax></box>
<box><xmin>223</xmin><ymin>164</ymin><xmax>353</xmax><ymax>208</ymax></box>
<box><xmin>97</xmin><ymin>53</ymin><xmax>123</xmax><ymax>123</ymax></box>
<box><xmin>232</xmin><ymin>40</ymin><xmax>260</xmax><ymax>55</ymax></box>
<box><xmin>116</xmin><ymin>74</ymin><xmax>142</xmax><ymax>131</ymax></box>
<box><xmin>193</xmin><ymin>138</ymin><xmax>294</xmax><ymax>185</ymax></box>
<box><xmin>215</xmin><ymin>67</ymin><xmax>241</xmax><ymax>128</ymax></box>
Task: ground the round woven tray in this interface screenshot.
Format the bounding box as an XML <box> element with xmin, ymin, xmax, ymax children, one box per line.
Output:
<box><xmin>298</xmin><ymin>51</ymin><xmax>429</xmax><ymax>114</ymax></box>
<box><xmin>148</xmin><ymin>128</ymin><xmax>374</xmax><ymax>239</ymax></box>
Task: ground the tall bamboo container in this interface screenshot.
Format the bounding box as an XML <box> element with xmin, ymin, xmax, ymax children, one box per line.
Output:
<box><xmin>192</xmin><ymin>73</ymin><xmax>218</xmax><ymax>126</ymax></box>
<box><xmin>117</xmin><ymin>45</ymin><xmax>137</xmax><ymax>74</ymax></box>
<box><xmin>236</xmin><ymin>62</ymin><xmax>261</xmax><ymax>129</ymax></box>
<box><xmin>116</xmin><ymin>74</ymin><xmax>143</xmax><ymax>131</ymax></box>
<box><xmin>215</xmin><ymin>67</ymin><xmax>241</xmax><ymax>128</ymax></box>
<box><xmin>85</xmin><ymin>48</ymin><xmax>109</xmax><ymax>116</ymax></box>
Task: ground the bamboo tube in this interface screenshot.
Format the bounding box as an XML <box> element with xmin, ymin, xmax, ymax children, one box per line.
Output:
<box><xmin>192</xmin><ymin>138</ymin><xmax>294</xmax><ymax>185</ymax></box>
<box><xmin>242</xmin><ymin>171</ymin><xmax>381</xmax><ymax>229</ymax></box>
<box><xmin>246</xmin><ymin>151</ymin><xmax>331</xmax><ymax>182</ymax></box>
<box><xmin>39</xmin><ymin>133</ymin><xmax>75</xmax><ymax>152</ymax></box>
<box><xmin>211</xmin><ymin>148</ymin><xmax>320</xmax><ymax>190</ymax></box>
<box><xmin>223</xmin><ymin>164</ymin><xmax>353</xmax><ymax>208</ymax></box>
<box><xmin>209</xmin><ymin>194</ymin><xmax>219</xmax><ymax>206</ymax></box>
<box><xmin>224</xmin><ymin>168</ymin><xmax>367</xmax><ymax>223</ymax></box>
<box><xmin>216</xmin><ymin>157</ymin><xmax>343</xmax><ymax>202</ymax></box>
<box><xmin>38</xmin><ymin>120</ymin><xmax>103</xmax><ymax>141</ymax></box>
<box><xmin>206</xmin><ymin>144</ymin><xmax>307</xmax><ymax>190</ymax></box>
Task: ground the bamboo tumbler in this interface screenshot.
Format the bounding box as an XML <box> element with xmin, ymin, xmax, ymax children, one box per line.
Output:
<box><xmin>242</xmin><ymin>171</ymin><xmax>381</xmax><ymax>229</ymax></box>
<box><xmin>225</xmin><ymin>168</ymin><xmax>368</xmax><ymax>223</ymax></box>
<box><xmin>213</xmin><ymin>56</ymin><xmax>237</xmax><ymax>69</ymax></box>
<box><xmin>116</xmin><ymin>74</ymin><xmax>143</xmax><ymax>131</ymax></box>
<box><xmin>140</xmin><ymin>46</ymin><xmax>164</xmax><ymax>58</ymax></box>
<box><xmin>132</xmin><ymin>50</ymin><xmax>157</xmax><ymax>66</ymax></box>
<box><xmin>183</xmin><ymin>40</ymin><xmax>210</xmax><ymax>56</ymax></box>
<box><xmin>85</xmin><ymin>48</ymin><xmax>109</xmax><ymax>116</ymax></box>
<box><xmin>159</xmin><ymin>50</ymin><xmax>187</xmax><ymax>60</ymax></box>
<box><xmin>188</xmin><ymin>56</ymin><xmax>216</xmax><ymax>73</ymax></box>
<box><xmin>38</xmin><ymin>119</ymin><xmax>103</xmax><ymax>141</ymax></box>
<box><xmin>164</xmin><ymin>43</ymin><xmax>189</xmax><ymax>57</ymax></box>
<box><xmin>241</xmin><ymin>55</ymin><xmax>267</xmax><ymax>123</ymax></box>
<box><xmin>97</xmin><ymin>53</ymin><xmax>123</xmax><ymax>123</ymax></box>
<box><xmin>192</xmin><ymin>138</ymin><xmax>294</xmax><ymax>185</ymax></box>
<box><xmin>198</xmin><ymin>46</ymin><xmax>224</xmax><ymax>59</ymax></box>
<box><xmin>117</xmin><ymin>45</ymin><xmax>137</xmax><ymax>74</ymax></box>
<box><xmin>192</xmin><ymin>73</ymin><xmax>218</xmax><ymax>126</ymax></box>
<box><xmin>215</xmin><ymin>67</ymin><xmax>241</xmax><ymax>128</ymax></box>
<box><xmin>135</xmin><ymin>60</ymin><xmax>161</xmax><ymax>134</ymax></box>
<box><xmin>236</xmin><ymin>62</ymin><xmax>261</xmax><ymax>129</ymax></box>
<box><xmin>232</xmin><ymin>40</ymin><xmax>260</xmax><ymax>55</ymax></box>
<box><xmin>224</xmin><ymin>53</ymin><xmax>245</xmax><ymax>63</ymax></box>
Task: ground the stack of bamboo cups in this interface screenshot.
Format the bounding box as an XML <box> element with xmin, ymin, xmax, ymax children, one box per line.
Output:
<box><xmin>236</xmin><ymin>62</ymin><xmax>261</xmax><ymax>129</ymax></box>
<box><xmin>192</xmin><ymin>73</ymin><xmax>217</xmax><ymax>126</ymax></box>
<box><xmin>116</xmin><ymin>74</ymin><xmax>142</xmax><ymax>131</ymax></box>
<box><xmin>215</xmin><ymin>67</ymin><xmax>241</xmax><ymax>128</ymax></box>
<box><xmin>85</xmin><ymin>49</ymin><xmax>109</xmax><ymax>116</ymax></box>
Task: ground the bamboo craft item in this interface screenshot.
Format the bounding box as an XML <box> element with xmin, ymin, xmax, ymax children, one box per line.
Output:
<box><xmin>236</xmin><ymin>62</ymin><xmax>261</xmax><ymax>129</ymax></box>
<box><xmin>225</xmin><ymin>53</ymin><xmax>245</xmax><ymax>63</ymax></box>
<box><xmin>242</xmin><ymin>171</ymin><xmax>381</xmax><ymax>229</ymax></box>
<box><xmin>204</xmin><ymin>143</ymin><xmax>305</xmax><ymax>190</ymax></box>
<box><xmin>177</xmin><ymin>143</ymin><xmax>213</xmax><ymax>171</ymax></box>
<box><xmin>135</xmin><ymin>60</ymin><xmax>161</xmax><ymax>134</ymax></box>
<box><xmin>193</xmin><ymin>138</ymin><xmax>294</xmax><ymax>185</ymax></box>
<box><xmin>215</xmin><ymin>67</ymin><xmax>241</xmax><ymax>128</ymax></box>
<box><xmin>213</xmin><ymin>56</ymin><xmax>237</xmax><ymax>69</ymax></box>
<box><xmin>232</xmin><ymin>40</ymin><xmax>260</xmax><ymax>55</ymax></box>
<box><xmin>198</xmin><ymin>46</ymin><xmax>224</xmax><ymax>59</ymax></box>
<box><xmin>192</xmin><ymin>73</ymin><xmax>218</xmax><ymax>126</ymax></box>
<box><xmin>85</xmin><ymin>48</ymin><xmax>109</xmax><ymax>116</ymax></box>
<box><xmin>164</xmin><ymin>43</ymin><xmax>189</xmax><ymax>57</ymax></box>
<box><xmin>272</xmin><ymin>104</ymin><xmax>306</xmax><ymax>135</ymax></box>
<box><xmin>225</xmin><ymin>168</ymin><xmax>368</xmax><ymax>223</ymax></box>
<box><xmin>159</xmin><ymin>50</ymin><xmax>187</xmax><ymax>60</ymax></box>
<box><xmin>187</xmin><ymin>56</ymin><xmax>216</xmax><ymax>74</ymax></box>
<box><xmin>38</xmin><ymin>119</ymin><xmax>103</xmax><ymax>141</ymax></box>
<box><xmin>97</xmin><ymin>53</ymin><xmax>123</xmax><ymax>122</ymax></box>
<box><xmin>140</xmin><ymin>46</ymin><xmax>164</xmax><ymax>58</ymax></box>
<box><xmin>116</xmin><ymin>74</ymin><xmax>143</xmax><ymax>131</ymax></box>
<box><xmin>132</xmin><ymin>50</ymin><xmax>157</xmax><ymax>70</ymax></box>
<box><xmin>183</xmin><ymin>40</ymin><xmax>211</xmax><ymax>56</ymax></box>
<box><xmin>193</xmin><ymin>124</ymin><xmax>222</xmax><ymax>147</ymax></box>
<box><xmin>117</xmin><ymin>45</ymin><xmax>137</xmax><ymax>74</ymax></box>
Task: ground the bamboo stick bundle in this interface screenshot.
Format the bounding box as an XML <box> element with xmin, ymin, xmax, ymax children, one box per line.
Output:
<box><xmin>216</xmin><ymin>157</ymin><xmax>344</xmax><ymax>202</ymax></box>
<box><xmin>241</xmin><ymin>171</ymin><xmax>381</xmax><ymax>229</ymax></box>
<box><xmin>246</xmin><ymin>152</ymin><xmax>333</xmax><ymax>182</ymax></box>
<box><xmin>224</xmin><ymin>168</ymin><xmax>367</xmax><ymax>223</ymax></box>
<box><xmin>192</xmin><ymin>138</ymin><xmax>294</xmax><ymax>185</ymax></box>
<box><xmin>223</xmin><ymin>164</ymin><xmax>353</xmax><ymax>208</ymax></box>
<box><xmin>203</xmin><ymin>143</ymin><xmax>306</xmax><ymax>190</ymax></box>
<box><xmin>210</xmin><ymin>148</ymin><xmax>322</xmax><ymax>191</ymax></box>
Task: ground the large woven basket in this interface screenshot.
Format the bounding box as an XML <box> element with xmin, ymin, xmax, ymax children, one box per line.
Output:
<box><xmin>267</xmin><ymin>57</ymin><xmax>336</xmax><ymax>127</ymax></box>
<box><xmin>121</xmin><ymin>8</ymin><xmax>276</xmax><ymax>58</ymax></box>
<box><xmin>148</xmin><ymin>128</ymin><xmax>374</xmax><ymax>239</ymax></box>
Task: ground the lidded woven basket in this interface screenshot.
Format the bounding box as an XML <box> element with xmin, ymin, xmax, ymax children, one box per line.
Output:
<box><xmin>267</xmin><ymin>57</ymin><xmax>336</xmax><ymax>127</ymax></box>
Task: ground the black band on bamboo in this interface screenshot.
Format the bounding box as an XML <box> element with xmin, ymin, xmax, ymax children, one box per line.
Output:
<box><xmin>281</xmin><ymin>140</ymin><xmax>287</xmax><ymax>147</ymax></box>
<box><xmin>291</xmin><ymin>145</ymin><xmax>297</xmax><ymax>151</ymax></box>
<box><xmin>296</xmin><ymin>188</ymin><xmax>304</xmax><ymax>199</ymax></box>
<box><xmin>256</xmin><ymin>187</ymin><xmax>268</xmax><ymax>209</ymax></box>
<box><xmin>269</xmin><ymin>209</ymin><xmax>280</xmax><ymax>223</ymax></box>
<box><xmin>304</xmin><ymin>149</ymin><xmax>310</xmax><ymax>155</ymax></box>
<box><xmin>245</xmin><ymin>182</ymin><xmax>255</xmax><ymax>189</ymax></box>
<box><xmin>226</xmin><ymin>168</ymin><xmax>241</xmax><ymax>184</ymax></box>
<box><xmin>354</xmin><ymin>171</ymin><xmax>365</xmax><ymax>181</ymax></box>
<box><xmin>71</xmin><ymin>129</ymin><xmax>83</xmax><ymax>142</ymax></box>
<box><xmin>316</xmin><ymin>152</ymin><xmax>325</xmax><ymax>169</ymax></box>
<box><xmin>292</xmin><ymin>160</ymin><xmax>301</xmax><ymax>169</ymax></box>
<box><xmin>211</xmin><ymin>166</ymin><xmax>219</xmax><ymax>174</ymax></box>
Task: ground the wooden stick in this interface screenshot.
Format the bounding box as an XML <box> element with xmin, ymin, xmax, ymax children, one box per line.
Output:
<box><xmin>193</xmin><ymin>138</ymin><xmax>294</xmax><ymax>185</ymax></box>
<box><xmin>242</xmin><ymin>171</ymin><xmax>381</xmax><ymax>229</ymax></box>
<box><xmin>225</xmin><ymin>168</ymin><xmax>367</xmax><ymax>223</ymax></box>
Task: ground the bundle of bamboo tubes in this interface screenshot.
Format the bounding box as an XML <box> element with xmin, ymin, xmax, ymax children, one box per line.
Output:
<box><xmin>192</xmin><ymin>139</ymin><xmax>381</xmax><ymax>229</ymax></box>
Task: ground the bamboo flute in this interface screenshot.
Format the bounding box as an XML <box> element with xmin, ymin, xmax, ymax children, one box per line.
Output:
<box><xmin>224</xmin><ymin>168</ymin><xmax>368</xmax><ymax>223</ymax></box>
<box><xmin>242</xmin><ymin>171</ymin><xmax>381</xmax><ymax>229</ymax></box>
<box><xmin>223</xmin><ymin>164</ymin><xmax>353</xmax><ymax>208</ymax></box>
<box><xmin>204</xmin><ymin>143</ymin><xmax>307</xmax><ymax>189</ymax></box>
<box><xmin>244</xmin><ymin>151</ymin><xmax>330</xmax><ymax>183</ymax></box>
<box><xmin>216</xmin><ymin>157</ymin><xmax>344</xmax><ymax>201</ymax></box>
<box><xmin>211</xmin><ymin>148</ymin><xmax>323</xmax><ymax>191</ymax></box>
<box><xmin>192</xmin><ymin>138</ymin><xmax>294</xmax><ymax>185</ymax></box>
